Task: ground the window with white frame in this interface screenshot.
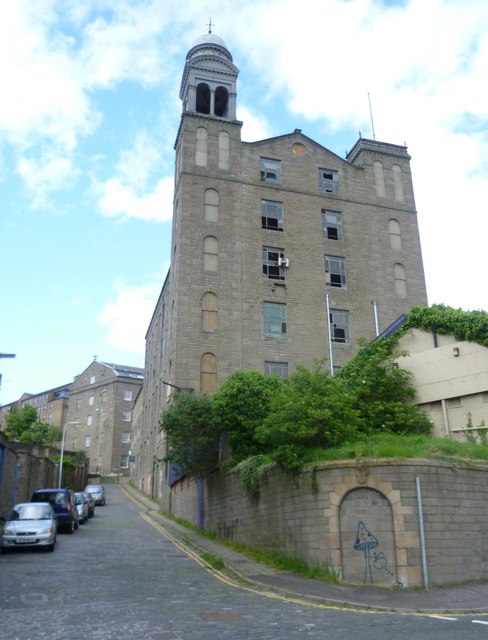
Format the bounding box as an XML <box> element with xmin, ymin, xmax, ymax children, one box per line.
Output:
<box><xmin>88</xmin><ymin>395</ymin><xmax>94</xmax><ymax>406</ymax></box>
<box><xmin>261</xmin><ymin>200</ymin><xmax>283</xmax><ymax>231</ymax></box>
<box><xmin>260</xmin><ymin>157</ymin><xmax>282</xmax><ymax>184</ymax></box>
<box><xmin>264</xmin><ymin>302</ymin><xmax>287</xmax><ymax>337</ymax></box>
<box><xmin>265</xmin><ymin>361</ymin><xmax>288</xmax><ymax>377</ymax></box>
<box><xmin>123</xmin><ymin>390</ymin><xmax>133</xmax><ymax>402</ymax></box>
<box><xmin>325</xmin><ymin>255</ymin><xmax>346</xmax><ymax>288</ymax></box>
<box><xmin>329</xmin><ymin>309</ymin><xmax>350</xmax><ymax>343</ymax></box>
<box><xmin>319</xmin><ymin>168</ymin><xmax>339</xmax><ymax>193</ymax></box>
<box><xmin>322</xmin><ymin>210</ymin><xmax>343</xmax><ymax>240</ymax></box>
<box><xmin>121</xmin><ymin>431</ymin><xmax>131</xmax><ymax>444</ymax></box>
<box><xmin>85</xmin><ymin>435</ymin><xmax>91</xmax><ymax>448</ymax></box>
<box><xmin>87</xmin><ymin>415</ymin><xmax>93</xmax><ymax>426</ymax></box>
<box><xmin>90</xmin><ymin>376</ymin><xmax>96</xmax><ymax>384</ymax></box>
<box><xmin>120</xmin><ymin>455</ymin><xmax>129</xmax><ymax>469</ymax></box>
<box><xmin>122</xmin><ymin>410</ymin><xmax>132</xmax><ymax>422</ymax></box>
<box><xmin>262</xmin><ymin>246</ymin><xmax>286</xmax><ymax>281</ymax></box>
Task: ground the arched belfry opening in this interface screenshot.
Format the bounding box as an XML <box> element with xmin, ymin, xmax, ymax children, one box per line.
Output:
<box><xmin>214</xmin><ymin>86</ymin><xmax>228</xmax><ymax>117</ymax></box>
<box><xmin>196</xmin><ymin>83</ymin><xmax>211</xmax><ymax>114</ymax></box>
<box><xmin>179</xmin><ymin>33</ymin><xmax>239</xmax><ymax>121</ymax></box>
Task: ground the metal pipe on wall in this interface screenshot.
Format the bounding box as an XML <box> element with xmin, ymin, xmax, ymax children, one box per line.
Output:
<box><xmin>416</xmin><ymin>476</ymin><xmax>429</xmax><ymax>589</ymax></box>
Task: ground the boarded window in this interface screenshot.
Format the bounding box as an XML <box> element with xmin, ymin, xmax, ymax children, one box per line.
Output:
<box><xmin>218</xmin><ymin>131</ymin><xmax>230</xmax><ymax>170</ymax></box>
<box><xmin>203</xmin><ymin>236</ymin><xmax>218</xmax><ymax>272</ymax></box>
<box><xmin>195</xmin><ymin>127</ymin><xmax>208</xmax><ymax>167</ymax></box>
<box><xmin>388</xmin><ymin>219</ymin><xmax>402</xmax><ymax>250</ymax></box>
<box><xmin>202</xmin><ymin>292</ymin><xmax>218</xmax><ymax>331</ymax></box>
<box><xmin>393</xmin><ymin>263</ymin><xmax>407</xmax><ymax>297</ymax></box>
<box><xmin>200</xmin><ymin>353</ymin><xmax>217</xmax><ymax>393</ymax></box>
<box><xmin>204</xmin><ymin>189</ymin><xmax>219</xmax><ymax>222</ymax></box>
<box><xmin>392</xmin><ymin>165</ymin><xmax>404</xmax><ymax>201</ymax></box>
<box><xmin>374</xmin><ymin>160</ymin><xmax>385</xmax><ymax>197</ymax></box>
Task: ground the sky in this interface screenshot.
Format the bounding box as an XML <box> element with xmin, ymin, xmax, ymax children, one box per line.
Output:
<box><xmin>1</xmin><ymin>0</ymin><xmax>487</xmax><ymax>405</ymax></box>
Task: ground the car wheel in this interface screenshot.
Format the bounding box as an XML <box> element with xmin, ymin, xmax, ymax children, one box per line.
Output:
<box><xmin>47</xmin><ymin>541</ymin><xmax>55</xmax><ymax>552</ymax></box>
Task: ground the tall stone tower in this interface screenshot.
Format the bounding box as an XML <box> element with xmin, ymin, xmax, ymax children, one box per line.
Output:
<box><xmin>134</xmin><ymin>33</ymin><xmax>428</xmax><ymax>498</ymax></box>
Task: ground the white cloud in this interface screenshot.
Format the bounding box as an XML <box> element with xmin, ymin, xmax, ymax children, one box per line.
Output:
<box><xmin>238</xmin><ymin>106</ymin><xmax>273</xmax><ymax>142</ymax></box>
<box><xmin>94</xmin><ymin>130</ymin><xmax>174</xmax><ymax>221</ymax></box>
<box><xmin>98</xmin><ymin>276</ymin><xmax>165</xmax><ymax>353</ymax></box>
<box><xmin>16</xmin><ymin>151</ymin><xmax>80</xmax><ymax>208</ymax></box>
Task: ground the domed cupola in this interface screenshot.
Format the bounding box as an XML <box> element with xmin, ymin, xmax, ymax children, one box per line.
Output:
<box><xmin>179</xmin><ymin>31</ymin><xmax>239</xmax><ymax>120</ymax></box>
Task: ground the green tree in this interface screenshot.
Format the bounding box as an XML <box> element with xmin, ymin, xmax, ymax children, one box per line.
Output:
<box><xmin>161</xmin><ymin>392</ymin><xmax>220</xmax><ymax>478</ymax></box>
<box><xmin>255</xmin><ymin>364</ymin><xmax>361</xmax><ymax>475</ymax></box>
<box><xmin>336</xmin><ymin>338</ymin><xmax>432</xmax><ymax>435</ymax></box>
<box><xmin>4</xmin><ymin>405</ymin><xmax>38</xmax><ymax>440</ymax></box>
<box><xmin>213</xmin><ymin>370</ymin><xmax>282</xmax><ymax>461</ymax></box>
<box><xmin>20</xmin><ymin>422</ymin><xmax>62</xmax><ymax>445</ymax></box>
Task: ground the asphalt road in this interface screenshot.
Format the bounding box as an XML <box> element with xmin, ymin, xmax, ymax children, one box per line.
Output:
<box><xmin>1</xmin><ymin>484</ymin><xmax>487</xmax><ymax>639</ymax></box>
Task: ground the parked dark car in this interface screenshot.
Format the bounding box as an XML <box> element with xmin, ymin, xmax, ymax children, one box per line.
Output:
<box><xmin>74</xmin><ymin>492</ymin><xmax>89</xmax><ymax>524</ymax></box>
<box><xmin>84</xmin><ymin>484</ymin><xmax>106</xmax><ymax>506</ymax></box>
<box><xmin>0</xmin><ymin>502</ymin><xmax>57</xmax><ymax>553</ymax></box>
<box><xmin>83</xmin><ymin>491</ymin><xmax>95</xmax><ymax>518</ymax></box>
<box><xmin>31</xmin><ymin>488</ymin><xmax>79</xmax><ymax>533</ymax></box>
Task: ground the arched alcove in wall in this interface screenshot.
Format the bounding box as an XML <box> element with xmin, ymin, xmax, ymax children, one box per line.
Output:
<box><xmin>339</xmin><ymin>487</ymin><xmax>397</xmax><ymax>585</ymax></box>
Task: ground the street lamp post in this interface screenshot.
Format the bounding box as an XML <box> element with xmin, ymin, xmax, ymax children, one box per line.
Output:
<box><xmin>58</xmin><ymin>421</ymin><xmax>81</xmax><ymax>488</ymax></box>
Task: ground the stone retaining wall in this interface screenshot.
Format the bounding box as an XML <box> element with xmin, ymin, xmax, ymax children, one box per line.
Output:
<box><xmin>166</xmin><ymin>458</ymin><xmax>488</xmax><ymax>587</ymax></box>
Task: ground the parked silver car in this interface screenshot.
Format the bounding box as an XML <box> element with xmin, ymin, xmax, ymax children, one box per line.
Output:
<box><xmin>0</xmin><ymin>502</ymin><xmax>57</xmax><ymax>553</ymax></box>
<box><xmin>84</xmin><ymin>484</ymin><xmax>106</xmax><ymax>506</ymax></box>
<box><xmin>74</xmin><ymin>492</ymin><xmax>89</xmax><ymax>524</ymax></box>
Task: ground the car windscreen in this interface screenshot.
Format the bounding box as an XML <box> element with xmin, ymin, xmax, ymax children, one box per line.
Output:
<box><xmin>11</xmin><ymin>505</ymin><xmax>52</xmax><ymax>520</ymax></box>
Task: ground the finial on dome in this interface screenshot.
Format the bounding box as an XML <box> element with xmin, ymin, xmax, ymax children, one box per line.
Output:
<box><xmin>207</xmin><ymin>18</ymin><xmax>214</xmax><ymax>34</ymax></box>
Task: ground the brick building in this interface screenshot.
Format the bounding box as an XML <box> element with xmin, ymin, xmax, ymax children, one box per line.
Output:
<box><xmin>132</xmin><ymin>32</ymin><xmax>428</xmax><ymax>498</ymax></box>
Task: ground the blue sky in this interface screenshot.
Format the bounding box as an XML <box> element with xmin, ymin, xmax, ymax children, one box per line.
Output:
<box><xmin>1</xmin><ymin>0</ymin><xmax>487</xmax><ymax>405</ymax></box>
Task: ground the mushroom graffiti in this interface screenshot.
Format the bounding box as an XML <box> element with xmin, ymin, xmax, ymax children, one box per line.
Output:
<box><xmin>354</xmin><ymin>521</ymin><xmax>379</xmax><ymax>583</ymax></box>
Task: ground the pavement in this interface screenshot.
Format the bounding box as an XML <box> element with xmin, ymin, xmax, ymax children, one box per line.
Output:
<box><xmin>121</xmin><ymin>483</ymin><xmax>488</xmax><ymax>616</ymax></box>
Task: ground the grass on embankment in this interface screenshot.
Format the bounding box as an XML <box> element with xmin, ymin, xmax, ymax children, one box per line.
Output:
<box><xmin>308</xmin><ymin>432</ymin><xmax>488</xmax><ymax>466</ymax></box>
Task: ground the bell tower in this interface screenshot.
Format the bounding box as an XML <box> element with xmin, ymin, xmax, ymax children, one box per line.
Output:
<box><xmin>179</xmin><ymin>32</ymin><xmax>239</xmax><ymax>121</ymax></box>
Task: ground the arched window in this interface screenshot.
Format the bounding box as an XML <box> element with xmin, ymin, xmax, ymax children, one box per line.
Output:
<box><xmin>214</xmin><ymin>86</ymin><xmax>229</xmax><ymax>117</ymax></box>
<box><xmin>196</xmin><ymin>83</ymin><xmax>210</xmax><ymax>114</ymax></box>
<box><xmin>201</xmin><ymin>292</ymin><xmax>218</xmax><ymax>331</ymax></box>
<box><xmin>203</xmin><ymin>236</ymin><xmax>218</xmax><ymax>272</ymax></box>
<box><xmin>195</xmin><ymin>127</ymin><xmax>207</xmax><ymax>167</ymax></box>
<box><xmin>200</xmin><ymin>353</ymin><xmax>217</xmax><ymax>393</ymax></box>
<box><xmin>394</xmin><ymin>263</ymin><xmax>407</xmax><ymax>297</ymax></box>
<box><xmin>373</xmin><ymin>160</ymin><xmax>385</xmax><ymax>197</ymax></box>
<box><xmin>392</xmin><ymin>165</ymin><xmax>404</xmax><ymax>202</ymax></box>
<box><xmin>204</xmin><ymin>189</ymin><xmax>219</xmax><ymax>222</ymax></box>
<box><xmin>218</xmin><ymin>131</ymin><xmax>230</xmax><ymax>170</ymax></box>
<box><xmin>388</xmin><ymin>219</ymin><xmax>402</xmax><ymax>249</ymax></box>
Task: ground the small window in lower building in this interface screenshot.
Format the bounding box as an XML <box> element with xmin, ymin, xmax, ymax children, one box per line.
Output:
<box><xmin>121</xmin><ymin>432</ymin><xmax>131</xmax><ymax>444</ymax></box>
<box><xmin>446</xmin><ymin>397</ymin><xmax>461</xmax><ymax>408</ymax></box>
<box><xmin>322</xmin><ymin>210</ymin><xmax>343</xmax><ymax>240</ymax></box>
<box><xmin>85</xmin><ymin>436</ymin><xmax>91</xmax><ymax>448</ymax></box>
<box><xmin>319</xmin><ymin>168</ymin><xmax>339</xmax><ymax>193</ymax></box>
<box><xmin>122</xmin><ymin>410</ymin><xmax>132</xmax><ymax>422</ymax></box>
<box><xmin>264</xmin><ymin>302</ymin><xmax>287</xmax><ymax>337</ymax></box>
<box><xmin>329</xmin><ymin>309</ymin><xmax>350</xmax><ymax>343</ymax></box>
<box><xmin>260</xmin><ymin>157</ymin><xmax>282</xmax><ymax>183</ymax></box>
<box><xmin>120</xmin><ymin>455</ymin><xmax>129</xmax><ymax>469</ymax></box>
<box><xmin>325</xmin><ymin>255</ymin><xmax>346</xmax><ymax>288</ymax></box>
<box><xmin>261</xmin><ymin>200</ymin><xmax>283</xmax><ymax>231</ymax></box>
<box><xmin>265</xmin><ymin>361</ymin><xmax>288</xmax><ymax>377</ymax></box>
<box><xmin>263</xmin><ymin>246</ymin><xmax>286</xmax><ymax>280</ymax></box>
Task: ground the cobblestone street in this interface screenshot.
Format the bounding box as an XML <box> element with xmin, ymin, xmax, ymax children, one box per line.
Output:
<box><xmin>0</xmin><ymin>485</ymin><xmax>485</xmax><ymax>640</ymax></box>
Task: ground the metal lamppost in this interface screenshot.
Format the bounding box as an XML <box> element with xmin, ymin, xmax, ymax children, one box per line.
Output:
<box><xmin>58</xmin><ymin>421</ymin><xmax>80</xmax><ymax>488</ymax></box>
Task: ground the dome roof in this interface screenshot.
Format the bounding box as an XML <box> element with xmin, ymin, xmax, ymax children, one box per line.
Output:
<box><xmin>187</xmin><ymin>33</ymin><xmax>233</xmax><ymax>62</ymax></box>
<box><xmin>191</xmin><ymin>33</ymin><xmax>228</xmax><ymax>50</ymax></box>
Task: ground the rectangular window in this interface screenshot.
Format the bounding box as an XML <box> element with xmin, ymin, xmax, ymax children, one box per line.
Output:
<box><xmin>446</xmin><ymin>397</ymin><xmax>461</xmax><ymax>408</ymax></box>
<box><xmin>120</xmin><ymin>455</ymin><xmax>129</xmax><ymax>469</ymax></box>
<box><xmin>260</xmin><ymin>157</ymin><xmax>282</xmax><ymax>184</ymax></box>
<box><xmin>122</xmin><ymin>410</ymin><xmax>132</xmax><ymax>422</ymax></box>
<box><xmin>264</xmin><ymin>302</ymin><xmax>287</xmax><ymax>336</ymax></box>
<box><xmin>262</xmin><ymin>246</ymin><xmax>286</xmax><ymax>281</ymax></box>
<box><xmin>87</xmin><ymin>415</ymin><xmax>93</xmax><ymax>426</ymax></box>
<box><xmin>88</xmin><ymin>395</ymin><xmax>94</xmax><ymax>406</ymax></box>
<box><xmin>123</xmin><ymin>390</ymin><xmax>133</xmax><ymax>402</ymax></box>
<box><xmin>322</xmin><ymin>209</ymin><xmax>343</xmax><ymax>240</ymax></box>
<box><xmin>261</xmin><ymin>200</ymin><xmax>283</xmax><ymax>231</ymax></box>
<box><xmin>85</xmin><ymin>436</ymin><xmax>91</xmax><ymax>448</ymax></box>
<box><xmin>90</xmin><ymin>376</ymin><xmax>96</xmax><ymax>384</ymax></box>
<box><xmin>121</xmin><ymin>432</ymin><xmax>131</xmax><ymax>444</ymax></box>
<box><xmin>325</xmin><ymin>255</ymin><xmax>346</xmax><ymax>288</ymax></box>
<box><xmin>265</xmin><ymin>361</ymin><xmax>289</xmax><ymax>377</ymax></box>
<box><xmin>319</xmin><ymin>168</ymin><xmax>339</xmax><ymax>193</ymax></box>
<box><xmin>329</xmin><ymin>309</ymin><xmax>350</xmax><ymax>343</ymax></box>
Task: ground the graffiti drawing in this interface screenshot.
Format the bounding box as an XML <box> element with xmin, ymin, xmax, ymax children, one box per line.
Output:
<box><xmin>354</xmin><ymin>521</ymin><xmax>379</xmax><ymax>583</ymax></box>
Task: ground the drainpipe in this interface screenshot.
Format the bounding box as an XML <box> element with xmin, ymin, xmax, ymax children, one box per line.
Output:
<box><xmin>325</xmin><ymin>294</ymin><xmax>334</xmax><ymax>375</ymax></box>
<box><xmin>441</xmin><ymin>399</ymin><xmax>451</xmax><ymax>438</ymax></box>
<box><xmin>416</xmin><ymin>477</ymin><xmax>429</xmax><ymax>589</ymax></box>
